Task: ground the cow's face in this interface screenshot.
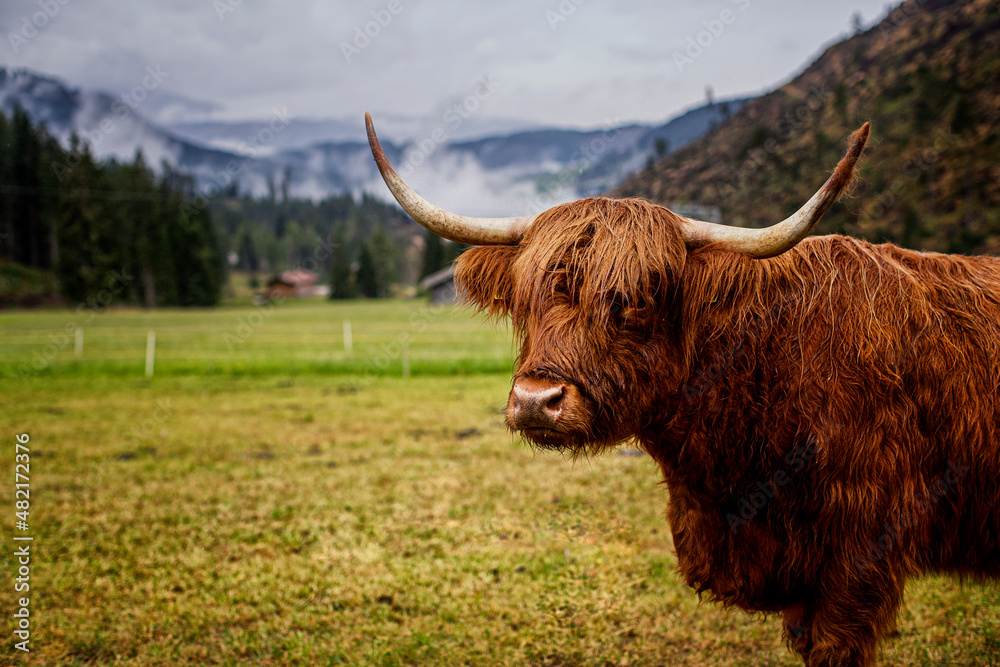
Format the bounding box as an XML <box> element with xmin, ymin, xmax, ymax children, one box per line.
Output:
<box><xmin>456</xmin><ymin>198</ymin><xmax>689</xmax><ymax>454</ymax></box>
<box><xmin>365</xmin><ymin>113</ymin><xmax>869</xmax><ymax>452</ymax></box>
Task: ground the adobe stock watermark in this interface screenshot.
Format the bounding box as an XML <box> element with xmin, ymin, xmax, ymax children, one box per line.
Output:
<box><xmin>716</xmin><ymin>66</ymin><xmax>872</xmax><ymax>202</ymax></box>
<box><xmin>7</xmin><ymin>0</ymin><xmax>71</xmax><ymax>54</ymax></box>
<box><xmin>212</xmin><ymin>0</ymin><xmax>242</xmax><ymax>21</ymax></box>
<box><xmin>726</xmin><ymin>439</ymin><xmax>817</xmax><ymax>533</ymax></box>
<box><xmin>181</xmin><ymin>107</ymin><xmax>292</xmax><ymax>221</ymax></box>
<box><xmin>876</xmin><ymin>0</ymin><xmax>927</xmax><ymax>38</ymax></box>
<box><xmin>396</xmin><ymin>74</ymin><xmax>502</xmax><ymax>178</ymax></box>
<box><xmin>852</xmin><ymin>460</ymin><xmax>969</xmax><ymax>570</ymax></box>
<box><xmin>52</xmin><ymin>65</ymin><xmax>169</xmax><ymax>181</ymax></box>
<box><xmin>681</xmin><ymin>338</ymin><xmax>744</xmax><ymax>404</ymax></box>
<box><xmin>673</xmin><ymin>0</ymin><xmax>752</xmax><ymax>72</ymax></box>
<box><xmin>545</xmin><ymin>0</ymin><xmax>588</xmax><ymax>31</ymax></box>
<box><xmin>126</xmin><ymin>399</ymin><xmax>173</xmax><ymax>444</ymax></box>
<box><xmin>515</xmin><ymin>118</ymin><xmax>625</xmax><ymax>216</ymax></box>
<box><xmin>680</xmin><ymin>302</ymin><xmax>787</xmax><ymax>403</ymax></box>
<box><xmin>341</xmin><ymin>0</ymin><xmax>405</xmax><ymax>63</ymax></box>
<box><xmin>864</xmin><ymin>128</ymin><xmax>957</xmax><ymax>222</ymax></box>
<box><xmin>223</xmin><ymin>294</ymin><xmax>285</xmax><ymax>351</ymax></box>
<box><xmin>712</xmin><ymin>77</ymin><xmax>846</xmax><ymax>202</ymax></box>
<box><xmin>13</xmin><ymin>432</ymin><xmax>32</xmax><ymax>653</ymax></box>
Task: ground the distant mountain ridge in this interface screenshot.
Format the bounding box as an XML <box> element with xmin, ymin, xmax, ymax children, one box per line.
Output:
<box><xmin>166</xmin><ymin>114</ymin><xmax>546</xmax><ymax>152</ymax></box>
<box><xmin>0</xmin><ymin>66</ymin><xmax>747</xmax><ymax>216</ymax></box>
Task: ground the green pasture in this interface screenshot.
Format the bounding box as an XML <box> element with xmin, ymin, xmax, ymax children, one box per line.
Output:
<box><xmin>0</xmin><ymin>300</ymin><xmax>998</xmax><ymax>665</ymax></box>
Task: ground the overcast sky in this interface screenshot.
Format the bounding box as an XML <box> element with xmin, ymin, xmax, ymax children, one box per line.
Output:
<box><xmin>1</xmin><ymin>0</ymin><xmax>895</xmax><ymax>132</ymax></box>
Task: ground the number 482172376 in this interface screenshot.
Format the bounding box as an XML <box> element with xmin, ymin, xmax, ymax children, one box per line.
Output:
<box><xmin>15</xmin><ymin>433</ymin><xmax>30</xmax><ymax>530</ymax></box>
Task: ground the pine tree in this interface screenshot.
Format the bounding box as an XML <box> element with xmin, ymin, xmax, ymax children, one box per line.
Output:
<box><xmin>420</xmin><ymin>228</ymin><xmax>446</xmax><ymax>279</ymax></box>
<box><xmin>171</xmin><ymin>196</ymin><xmax>223</xmax><ymax>306</ymax></box>
<box><xmin>329</xmin><ymin>231</ymin><xmax>354</xmax><ymax>299</ymax></box>
<box><xmin>55</xmin><ymin>137</ymin><xmax>90</xmax><ymax>300</ymax></box>
<box><xmin>38</xmin><ymin>128</ymin><xmax>64</xmax><ymax>269</ymax></box>
<box><xmin>356</xmin><ymin>242</ymin><xmax>378</xmax><ymax>298</ymax></box>
<box><xmin>111</xmin><ymin>151</ymin><xmax>160</xmax><ymax>306</ymax></box>
<box><xmin>9</xmin><ymin>106</ymin><xmax>47</xmax><ymax>267</ymax></box>
<box><xmin>150</xmin><ymin>179</ymin><xmax>179</xmax><ymax>306</ymax></box>
<box><xmin>0</xmin><ymin>112</ymin><xmax>11</xmax><ymax>260</ymax></box>
<box><xmin>238</xmin><ymin>229</ymin><xmax>259</xmax><ymax>273</ymax></box>
<box><xmin>367</xmin><ymin>228</ymin><xmax>399</xmax><ymax>297</ymax></box>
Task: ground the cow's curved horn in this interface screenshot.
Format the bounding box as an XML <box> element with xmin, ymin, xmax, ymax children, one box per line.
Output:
<box><xmin>682</xmin><ymin>122</ymin><xmax>870</xmax><ymax>259</ymax></box>
<box><xmin>365</xmin><ymin>112</ymin><xmax>535</xmax><ymax>245</ymax></box>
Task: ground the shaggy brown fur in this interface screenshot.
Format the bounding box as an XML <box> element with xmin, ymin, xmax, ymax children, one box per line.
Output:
<box><xmin>454</xmin><ymin>195</ymin><xmax>1000</xmax><ymax>666</ymax></box>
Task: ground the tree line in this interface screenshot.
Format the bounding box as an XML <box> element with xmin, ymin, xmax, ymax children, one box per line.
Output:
<box><xmin>0</xmin><ymin>106</ymin><xmax>223</xmax><ymax>307</ymax></box>
<box><xmin>211</xmin><ymin>191</ymin><xmax>464</xmax><ymax>300</ymax></box>
<box><xmin>1</xmin><ymin>105</ymin><xmax>462</xmax><ymax>308</ymax></box>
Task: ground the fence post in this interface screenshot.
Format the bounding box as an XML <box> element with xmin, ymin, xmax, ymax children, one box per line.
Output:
<box><xmin>74</xmin><ymin>328</ymin><xmax>83</xmax><ymax>358</ymax></box>
<box><xmin>145</xmin><ymin>330</ymin><xmax>156</xmax><ymax>378</ymax></box>
<box><xmin>343</xmin><ymin>320</ymin><xmax>353</xmax><ymax>354</ymax></box>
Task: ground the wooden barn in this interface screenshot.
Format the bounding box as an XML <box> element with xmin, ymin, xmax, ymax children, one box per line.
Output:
<box><xmin>264</xmin><ymin>270</ymin><xmax>328</xmax><ymax>299</ymax></box>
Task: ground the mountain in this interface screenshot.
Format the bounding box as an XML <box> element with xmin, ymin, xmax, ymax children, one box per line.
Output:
<box><xmin>0</xmin><ymin>67</ymin><xmax>278</xmax><ymax>195</ymax></box>
<box><xmin>614</xmin><ymin>0</ymin><xmax>1000</xmax><ymax>255</ymax></box>
<box><xmin>165</xmin><ymin>114</ymin><xmax>545</xmax><ymax>153</ymax></box>
<box><xmin>0</xmin><ymin>67</ymin><xmax>186</xmax><ymax>169</ymax></box>
<box><xmin>443</xmin><ymin>100</ymin><xmax>744</xmax><ymax>216</ymax></box>
<box><xmin>0</xmin><ymin>67</ymin><xmax>746</xmax><ymax>216</ymax></box>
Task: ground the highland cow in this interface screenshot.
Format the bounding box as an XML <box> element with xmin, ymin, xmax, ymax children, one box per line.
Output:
<box><xmin>366</xmin><ymin>113</ymin><xmax>1000</xmax><ymax>666</ymax></box>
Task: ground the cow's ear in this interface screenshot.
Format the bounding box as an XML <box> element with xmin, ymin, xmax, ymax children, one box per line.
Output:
<box><xmin>454</xmin><ymin>245</ymin><xmax>518</xmax><ymax>317</ymax></box>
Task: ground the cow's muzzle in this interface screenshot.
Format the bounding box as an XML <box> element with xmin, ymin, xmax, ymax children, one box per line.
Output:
<box><xmin>509</xmin><ymin>376</ymin><xmax>567</xmax><ymax>429</ymax></box>
<box><xmin>507</xmin><ymin>375</ymin><xmax>590</xmax><ymax>448</ymax></box>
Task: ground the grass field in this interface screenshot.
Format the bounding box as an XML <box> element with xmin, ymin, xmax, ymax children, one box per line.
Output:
<box><xmin>1</xmin><ymin>299</ymin><xmax>998</xmax><ymax>665</ymax></box>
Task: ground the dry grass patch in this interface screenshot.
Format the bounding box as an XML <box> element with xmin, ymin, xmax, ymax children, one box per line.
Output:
<box><xmin>0</xmin><ymin>375</ymin><xmax>997</xmax><ymax>665</ymax></box>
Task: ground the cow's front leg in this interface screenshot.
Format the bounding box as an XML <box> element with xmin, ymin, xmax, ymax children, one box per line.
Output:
<box><xmin>787</xmin><ymin>567</ymin><xmax>905</xmax><ymax>667</ymax></box>
<box><xmin>782</xmin><ymin>603</ymin><xmax>813</xmax><ymax>656</ymax></box>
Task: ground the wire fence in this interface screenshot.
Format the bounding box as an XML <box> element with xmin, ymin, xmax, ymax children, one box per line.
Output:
<box><xmin>0</xmin><ymin>299</ymin><xmax>515</xmax><ymax>380</ymax></box>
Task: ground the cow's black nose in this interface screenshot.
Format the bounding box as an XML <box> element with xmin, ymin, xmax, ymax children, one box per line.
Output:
<box><xmin>510</xmin><ymin>377</ymin><xmax>566</xmax><ymax>429</ymax></box>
